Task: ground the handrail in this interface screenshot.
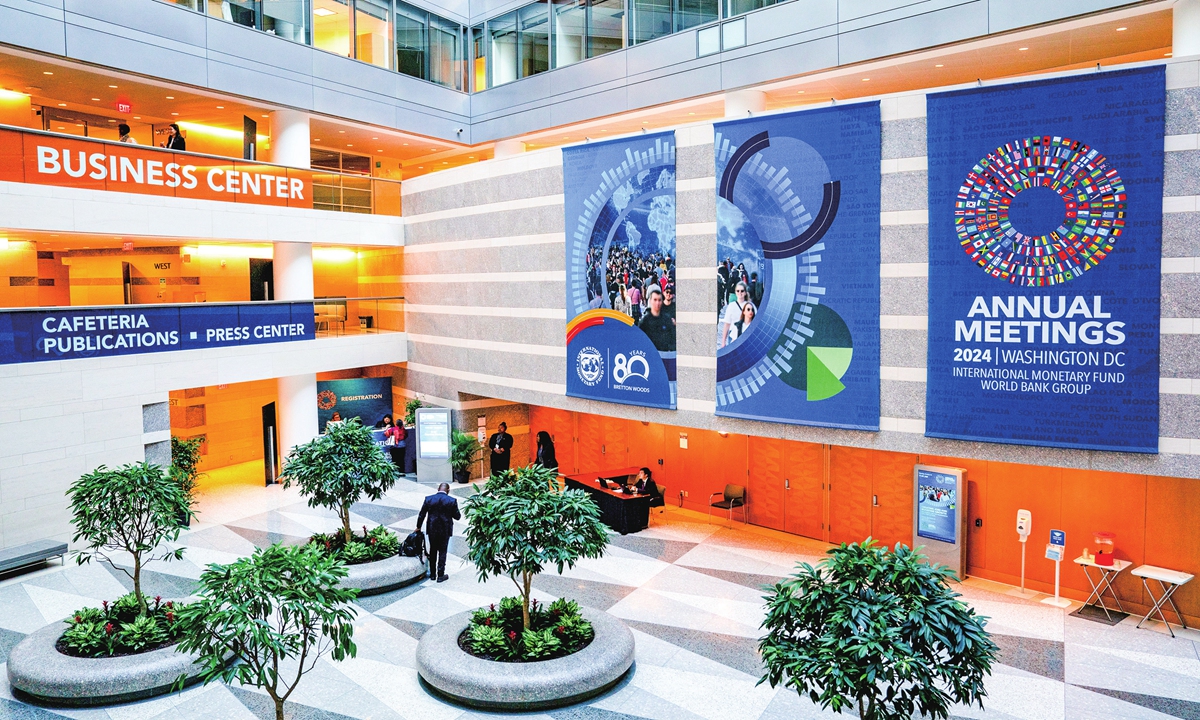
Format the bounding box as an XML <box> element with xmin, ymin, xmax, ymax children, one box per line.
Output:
<box><xmin>0</xmin><ymin>296</ymin><xmax>405</xmax><ymax>314</ymax></box>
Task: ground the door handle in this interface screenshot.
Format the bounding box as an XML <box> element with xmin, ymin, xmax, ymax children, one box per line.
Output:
<box><xmin>785</xmin><ymin>478</ymin><xmax>790</xmax><ymax>490</ymax></box>
<box><xmin>872</xmin><ymin>494</ymin><xmax>879</xmax><ymax>506</ymax></box>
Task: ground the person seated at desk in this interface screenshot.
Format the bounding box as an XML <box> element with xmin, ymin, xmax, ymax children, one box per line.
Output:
<box><xmin>632</xmin><ymin>467</ymin><xmax>658</xmax><ymax>496</ymax></box>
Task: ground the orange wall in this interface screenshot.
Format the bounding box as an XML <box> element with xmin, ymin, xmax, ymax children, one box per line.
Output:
<box><xmin>170</xmin><ymin>379</ymin><xmax>277</xmax><ymax>473</ymax></box>
<box><xmin>528</xmin><ymin>404</ymin><xmax>1200</xmax><ymax>624</ymax></box>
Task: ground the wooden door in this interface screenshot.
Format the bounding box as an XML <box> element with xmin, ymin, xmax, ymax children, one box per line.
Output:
<box><xmin>783</xmin><ymin>441</ymin><xmax>824</xmax><ymax>540</ymax></box>
<box><xmin>626</xmin><ymin>422</ymin><xmax>665</xmax><ymax>477</ymax></box>
<box><xmin>828</xmin><ymin>446</ymin><xmax>872</xmax><ymax>545</ymax></box>
<box><xmin>576</xmin><ymin>413</ymin><xmax>604</xmax><ymax>474</ymax></box>
<box><xmin>871</xmin><ymin>451</ymin><xmax>918</xmax><ymax>550</ymax></box>
<box><xmin>601</xmin><ymin>416</ymin><xmax>629</xmax><ymax>468</ymax></box>
<box><xmin>747</xmin><ymin>437</ymin><xmax>786</xmax><ymax>531</ymax></box>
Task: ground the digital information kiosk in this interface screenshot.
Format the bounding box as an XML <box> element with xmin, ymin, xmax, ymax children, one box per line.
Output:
<box><xmin>415</xmin><ymin>407</ymin><xmax>452</xmax><ymax>486</ymax></box>
<box><xmin>912</xmin><ymin>465</ymin><xmax>968</xmax><ymax>579</ymax></box>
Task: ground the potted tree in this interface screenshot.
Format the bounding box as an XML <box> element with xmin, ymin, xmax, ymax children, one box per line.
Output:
<box><xmin>282</xmin><ymin>419</ymin><xmax>424</xmax><ymax>595</ymax></box>
<box><xmin>759</xmin><ymin>540</ymin><xmax>998</xmax><ymax>720</ymax></box>
<box><xmin>451</xmin><ymin>430</ymin><xmax>482</xmax><ymax>484</ymax></box>
<box><xmin>176</xmin><ymin>543</ymin><xmax>358</xmax><ymax>720</ymax></box>
<box><xmin>7</xmin><ymin>462</ymin><xmax>202</xmax><ymax>705</ymax></box>
<box><xmin>415</xmin><ymin>465</ymin><xmax>634</xmax><ymax>711</ymax></box>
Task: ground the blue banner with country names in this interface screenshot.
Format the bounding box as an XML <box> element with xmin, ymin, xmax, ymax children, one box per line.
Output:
<box><xmin>925</xmin><ymin>67</ymin><xmax>1164</xmax><ymax>453</ymax></box>
<box><xmin>0</xmin><ymin>302</ymin><xmax>315</xmax><ymax>365</ymax></box>
<box><xmin>713</xmin><ymin>102</ymin><xmax>881</xmax><ymax>430</ymax></box>
<box><xmin>564</xmin><ymin>132</ymin><xmax>677</xmax><ymax>410</ymax></box>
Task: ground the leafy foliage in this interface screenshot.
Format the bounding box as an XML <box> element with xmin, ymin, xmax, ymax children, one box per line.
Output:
<box><xmin>67</xmin><ymin>462</ymin><xmax>193</xmax><ymax>615</ymax></box>
<box><xmin>464</xmin><ymin>595</ymin><xmax>594</xmax><ymax>662</ymax></box>
<box><xmin>759</xmin><ymin>540</ymin><xmax>998</xmax><ymax>720</ymax></box>
<box><xmin>169</xmin><ymin>435</ymin><xmax>204</xmax><ymax>499</ymax></box>
<box><xmin>282</xmin><ymin>419</ymin><xmax>398</xmax><ymax>544</ymax></box>
<box><xmin>404</xmin><ymin>398</ymin><xmax>424</xmax><ymax>426</ymax></box>
<box><xmin>451</xmin><ymin>430</ymin><xmax>482</xmax><ymax>473</ymax></box>
<box><xmin>309</xmin><ymin>525</ymin><xmax>400</xmax><ymax>565</ymax></box>
<box><xmin>58</xmin><ymin>594</ymin><xmax>183</xmax><ymax>657</ymax></box>
<box><xmin>463</xmin><ymin>464</ymin><xmax>609</xmax><ymax>629</ymax></box>
<box><xmin>176</xmin><ymin>543</ymin><xmax>358</xmax><ymax>720</ymax></box>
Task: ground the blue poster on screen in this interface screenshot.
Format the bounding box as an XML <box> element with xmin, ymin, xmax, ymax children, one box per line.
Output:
<box><xmin>916</xmin><ymin>468</ymin><xmax>958</xmax><ymax>544</ymax></box>
<box><xmin>317</xmin><ymin>378</ymin><xmax>393</xmax><ymax>434</ymax></box>
<box><xmin>926</xmin><ymin>67</ymin><xmax>1164</xmax><ymax>453</ymax></box>
<box><xmin>713</xmin><ymin>103</ymin><xmax>880</xmax><ymax>430</ymax></box>
<box><xmin>564</xmin><ymin>132</ymin><xmax>676</xmax><ymax>410</ymax></box>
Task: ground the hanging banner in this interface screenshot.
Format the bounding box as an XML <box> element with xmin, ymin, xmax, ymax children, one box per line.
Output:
<box><xmin>713</xmin><ymin>103</ymin><xmax>881</xmax><ymax>430</ymax></box>
<box><xmin>925</xmin><ymin>67</ymin><xmax>1164</xmax><ymax>453</ymax></box>
<box><xmin>564</xmin><ymin>132</ymin><xmax>677</xmax><ymax>410</ymax></box>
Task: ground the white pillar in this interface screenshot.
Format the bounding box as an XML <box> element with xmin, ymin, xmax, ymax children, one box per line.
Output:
<box><xmin>724</xmin><ymin>89</ymin><xmax>766</xmax><ymax>118</ymax></box>
<box><xmin>277</xmin><ymin>374</ymin><xmax>318</xmax><ymax>457</ymax></box>
<box><xmin>270</xmin><ymin>109</ymin><xmax>311</xmax><ymax>169</ymax></box>
<box><xmin>1176</xmin><ymin>0</ymin><xmax>1200</xmax><ymax>58</ymax></box>
<box><xmin>493</xmin><ymin>139</ymin><xmax>526</xmax><ymax>158</ymax></box>
<box><xmin>273</xmin><ymin>242</ymin><xmax>313</xmax><ymax>301</ymax></box>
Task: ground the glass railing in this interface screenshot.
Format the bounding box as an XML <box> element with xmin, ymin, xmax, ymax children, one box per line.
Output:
<box><xmin>313</xmin><ymin>296</ymin><xmax>406</xmax><ymax>337</ymax></box>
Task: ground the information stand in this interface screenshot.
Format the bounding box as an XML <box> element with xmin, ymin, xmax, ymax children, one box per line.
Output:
<box><xmin>912</xmin><ymin>465</ymin><xmax>967</xmax><ymax>580</ymax></box>
<box><xmin>1041</xmin><ymin>529</ymin><xmax>1072</xmax><ymax>608</ymax></box>
<box><xmin>415</xmin><ymin>407</ymin><xmax>452</xmax><ymax>486</ymax></box>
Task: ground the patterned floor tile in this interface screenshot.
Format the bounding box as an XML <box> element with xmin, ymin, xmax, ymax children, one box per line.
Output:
<box><xmin>624</xmin><ymin>619</ymin><xmax>762</xmax><ymax>676</ymax></box>
<box><xmin>994</xmin><ymin>633</ymin><xmax>1065</xmax><ymax>681</ymax></box>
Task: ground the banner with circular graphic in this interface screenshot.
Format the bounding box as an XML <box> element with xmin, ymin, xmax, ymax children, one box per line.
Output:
<box><xmin>714</xmin><ymin>103</ymin><xmax>880</xmax><ymax>430</ymax></box>
<box><xmin>565</xmin><ymin>132</ymin><xmax>677</xmax><ymax>410</ymax></box>
<box><xmin>925</xmin><ymin>67</ymin><xmax>1164</xmax><ymax>453</ymax></box>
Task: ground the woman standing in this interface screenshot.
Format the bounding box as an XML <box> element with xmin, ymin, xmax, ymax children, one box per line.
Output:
<box><xmin>613</xmin><ymin>285</ymin><xmax>632</xmax><ymax>317</ymax></box>
<box><xmin>381</xmin><ymin>414</ymin><xmax>406</xmax><ymax>472</ymax></box>
<box><xmin>162</xmin><ymin>123</ymin><xmax>186</xmax><ymax>151</ymax></box>
<box><xmin>535</xmin><ymin>431</ymin><xmax>558</xmax><ymax>472</ymax></box>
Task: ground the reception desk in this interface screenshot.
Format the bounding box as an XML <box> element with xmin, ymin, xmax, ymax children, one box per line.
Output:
<box><xmin>564</xmin><ymin>467</ymin><xmax>651</xmax><ymax>535</ymax></box>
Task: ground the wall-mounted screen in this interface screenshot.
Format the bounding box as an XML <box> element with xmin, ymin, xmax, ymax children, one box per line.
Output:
<box><xmin>916</xmin><ymin>467</ymin><xmax>959</xmax><ymax>544</ymax></box>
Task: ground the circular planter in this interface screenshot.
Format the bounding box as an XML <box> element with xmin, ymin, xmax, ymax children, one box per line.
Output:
<box><xmin>341</xmin><ymin>554</ymin><xmax>426</xmax><ymax>596</ymax></box>
<box><xmin>416</xmin><ymin>606</ymin><xmax>634</xmax><ymax>711</ymax></box>
<box><xmin>7</xmin><ymin>623</ymin><xmax>206</xmax><ymax>707</ymax></box>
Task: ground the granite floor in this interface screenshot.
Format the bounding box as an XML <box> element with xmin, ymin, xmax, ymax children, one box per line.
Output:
<box><xmin>0</xmin><ymin>472</ymin><xmax>1197</xmax><ymax>720</ymax></box>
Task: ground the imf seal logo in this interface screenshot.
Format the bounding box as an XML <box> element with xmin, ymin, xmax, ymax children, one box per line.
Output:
<box><xmin>576</xmin><ymin>346</ymin><xmax>604</xmax><ymax>387</ymax></box>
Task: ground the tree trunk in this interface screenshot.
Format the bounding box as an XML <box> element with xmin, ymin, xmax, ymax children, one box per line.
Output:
<box><xmin>341</xmin><ymin>503</ymin><xmax>352</xmax><ymax>544</ymax></box>
<box><xmin>275</xmin><ymin>697</ymin><xmax>285</xmax><ymax>720</ymax></box>
<box><xmin>132</xmin><ymin>553</ymin><xmax>146</xmax><ymax>616</ymax></box>
<box><xmin>521</xmin><ymin>572</ymin><xmax>532</xmax><ymax>631</ymax></box>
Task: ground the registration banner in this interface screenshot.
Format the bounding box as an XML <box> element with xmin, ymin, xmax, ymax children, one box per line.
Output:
<box><xmin>713</xmin><ymin>103</ymin><xmax>880</xmax><ymax>430</ymax></box>
<box><xmin>317</xmin><ymin>378</ymin><xmax>393</xmax><ymax>434</ymax></box>
<box><xmin>0</xmin><ymin>301</ymin><xmax>314</xmax><ymax>365</ymax></box>
<box><xmin>925</xmin><ymin>67</ymin><xmax>1164</xmax><ymax>452</ymax></box>
<box><xmin>564</xmin><ymin>132</ymin><xmax>677</xmax><ymax>410</ymax></box>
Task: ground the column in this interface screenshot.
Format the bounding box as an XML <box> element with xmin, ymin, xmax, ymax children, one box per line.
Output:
<box><xmin>273</xmin><ymin>241</ymin><xmax>313</xmax><ymax>301</ymax></box>
<box><xmin>493</xmin><ymin>139</ymin><xmax>526</xmax><ymax>158</ymax></box>
<box><xmin>724</xmin><ymin>89</ymin><xmax>766</xmax><ymax>118</ymax></box>
<box><xmin>1176</xmin><ymin>0</ymin><xmax>1200</xmax><ymax>59</ymax></box>
<box><xmin>277</xmin><ymin>373</ymin><xmax>318</xmax><ymax>457</ymax></box>
<box><xmin>270</xmin><ymin>109</ymin><xmax>311</xmax><ymax>169</ymax></box>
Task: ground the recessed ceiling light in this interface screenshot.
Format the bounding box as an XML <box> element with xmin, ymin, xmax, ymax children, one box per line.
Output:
<box><xmin>372</xmin><ymin>137</ymin><xmax>378</xmax><ymax>140</ymax></box>
<box><xmin>377</xmin><ymin>149</ymin><xmax>383</xmax><ymax>152</ymax></box>
<box><xmin>338</xmin><ymin>130</ymin><xmax>345</xmax><ymax>133</ymax></box>
<box><xmin>314</xmin><ymin>7</ymin><xmax>336</xmax><ymax>15</ymax></box>
<box><xmin>935</xmin><ymin>64</ymin><xmax>944</xmax><ymax>67</ymax></box>
<box><xmin>347</xmin><ymin>143</ymin><xmax>353</xmax><ymax>146</ymax></box>
<box><xmin>469</xmin><ymin>155</ymin><xmax>475</xmax><ymax>158</ymax></box>
<box><xmin>43</xmin><ymin>71</ymin><xmax>53</xmax><ymax>75</ymax></box>
<box><xmin>418</xmin><ymin>166</ymin><xmax>424</xmax><ymax>169</ymax></box>
<box><xmin>108</xmin><ymin>85</ymin><xmax>118</xmax><ymax>89</ymax></box>
<box><xmin>171</xmin><ymin>112</ymin><xmax>178</xmax><ymax>116</ymax></box>
<box><xmin>403</xmin><ymin>143</ymin><xmax>408</xmax><ymax>146</ymax></box>
<box><xmin>1166</xmin><ymin>52</ymin><xmax>1173</xmax><ymax>56</ymax></box>
<box><xmin>133</xmin><ymin>116</ymin><xmax>140</xmax><ymax>119</ymax></box>
<box><xmin>216</xmin><ymin>105</ymin><xmax>224</xmax><ymax>109</ymax></box>
<box><xmin>166</xmin><ymin>96</ymin><xmax>174</xmax><ymax>99</ymax></box>
<box><xmin>1116</xmin><ymin>26</ymin><xmax>1127</xmax><ymax>31</ymax></box>
<box><xmin>443</xmin><ymin>161</ymin><xmax>448</xmax><ymax>164</ymax></box>
<box><xmin>1018</xmin><ymin>47</ymin><xmax>1028</xmax><ymax>51</ymax></box>
<box><xmin>57</xmin><ymin>102</ymin><xmax>66</xmax><ymax>106</ymax></box>
<box><xmin>430</xmin><ymin>148</ymin><xmax>436</xmax><ymax>150</ymax></box>
<box><xmin>261</xmin><ymin>114</ymin><xmax>269</xmax><ymax>118</ymax></box>
<box><xmin>108</xmin><ymin>119</ymin><xmax>116</xmax><ymax>123</ymax></box>
<box><xmin>91</xmin><ymin>97</ymin><xmax>100</xmax><ymax>101</ymax></box>
<box><xmin>57</xmin><ymin>126</ymin><xmax>65</xmax><ymax>129</ymax></box>
<box><xmin>861</xmin><ymin>78</ymin><xmax>869</xmax><ymax>82</ymax></box>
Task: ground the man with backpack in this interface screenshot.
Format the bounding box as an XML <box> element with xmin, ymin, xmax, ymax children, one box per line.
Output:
<box><xmin>416</xmin><ymin>482</ymin><xmax>460</xmax><ymax>582</ymax></box>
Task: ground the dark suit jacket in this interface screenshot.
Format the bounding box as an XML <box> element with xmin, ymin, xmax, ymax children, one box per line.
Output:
<box><xmin>417</xmin><ymin>491</ymin><xmax>460</xmax><ymax>538</ymax></box>
<box><xmin>488</xmin><ymin>431</ymin><xmax>513</xmax><ymax>471</ymax></box>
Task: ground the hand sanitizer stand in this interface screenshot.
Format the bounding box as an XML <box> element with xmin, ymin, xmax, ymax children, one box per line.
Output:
<box><xmin>1008</xmin><ymin>509</ymin><xmax>1039</xmax><ymax>599</ymax></box>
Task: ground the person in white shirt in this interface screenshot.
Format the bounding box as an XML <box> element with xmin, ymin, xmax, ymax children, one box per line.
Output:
<box><xmin>727</xmin><ymin>301</ymin><xmax>756</xmax><ymax>343</ymax></box>
<box><xmin>117</xmin><ymin>123</ymin><xmax>138</xmax><ymax>144</ymax></box>
<box><xmin>720</xmin><ymin>282</ymin><xmax>751</xmax><ymax>348</ymax></box>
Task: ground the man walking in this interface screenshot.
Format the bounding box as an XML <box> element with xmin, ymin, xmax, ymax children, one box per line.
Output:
<box><xmin>488</xmin><ymin>422</ymin><xmax>514</xmax><ymax>475</ymax></box>
<box><xmin>416</xmin><ymin>482</ymin><xmax>460</xmax><ymax>582</ymax></box>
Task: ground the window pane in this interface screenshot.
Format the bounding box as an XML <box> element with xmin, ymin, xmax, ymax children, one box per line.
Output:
<box><xmin>314</xmin><ymin>0</ymin><xmax>352</xmax><ymax>56</ymax></box>
<box><xmin>553</xmin><ymin>0</ymin><xmax>586</xmax><ymax>69</ymax></box>
<box><xmin>356</xmin><ymin>0</ymin><xmax>391</xmax><ymax>68</ymax></box>
<box><xmin>630</xmin><ymin>0</ymin><xmax>671</xmax><ymax>44</ymax></box>
<box><xmin>429</xmin><ymin>16</ymin><xmax>464</xmax><ymax>89</ymax></box>
<box><xmin>167</xmin><ymin>0</ymin><xmax>201</xmax><ymax>10</ymax></box>
<box><xmin>311</xmin><ymin>148</ymin><xmax>342</xmax><ymax>171</ymax></box>
<box><xmin>395</xmin><ymin>2</ymin><xmax>427</xmax><ymax>79</ymax></box>
<box><xmin>674</xmin><ymin>0</ymin><xmax>716</xmax><ymax>31</ymax></box>
<box><xmin>726</xmin><ymin>0</ymin><xmax>774</xmax><ymax>16</ymax></box>
<box><xmin>489</xmin><ymin>12</ymin><xmax>518</xmax><ymax>86</ymax></box>
<box><xmin>472</xmin><ymin>26</ymin><xmax>486</xmax><ymax>91</ymax></box>
<box><xmin>518</xmin><ymin>2</ymin><xmax>550</xmax><ymax>78</ymax></box>
<box><xmin>263</xmin><ymin>0</ymin><xmax>307</xmax><ymax>42</ymax></box>
<box><xmin>588</xmin><ymin>0</ymin><xmax>624</xmax><ymax>56</ymax></box>
<box><xmin>209</xmin><ymin>0</ymin><xmax>257</xmax><ymax>28</ymax></box>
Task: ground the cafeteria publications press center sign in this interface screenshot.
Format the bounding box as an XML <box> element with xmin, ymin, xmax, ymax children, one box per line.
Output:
<box><xmin>0</xmin><ymin>128</ymin><xmax>313</xmax><ymax>208</ymax></box>
<box><xmin>0</xmin><ymin>302</ymin><xmax>315</xmax><ymax>365</ymax></box>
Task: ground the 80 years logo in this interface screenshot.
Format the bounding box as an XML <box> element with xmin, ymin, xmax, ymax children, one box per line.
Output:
<box><xmin>576</xmin><ymin>346</ymin><xmax>604</xmax><ymax>386</ymax></box>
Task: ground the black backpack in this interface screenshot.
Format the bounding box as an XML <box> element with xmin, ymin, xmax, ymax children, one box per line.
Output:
<box><xmin>401</xmin><ymin>530</ymin><xmax>426</xmax><ymax>562</ymax></box>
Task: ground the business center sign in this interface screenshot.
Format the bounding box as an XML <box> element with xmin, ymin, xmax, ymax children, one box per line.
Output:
<box><xmin>0</xmin><ymin>302</ymin><xmax>315</xmax><ymax>365</ymax></box>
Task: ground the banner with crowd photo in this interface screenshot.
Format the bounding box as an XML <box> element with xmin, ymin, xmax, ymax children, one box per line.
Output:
<box><xmin>713</xmin><ymin>103</ymin><xmax>881</xmax><ymax>430</ymax></box>
<box><xmin>316</xmin><ymin>378</ymin><xmax>394</xmax><ymax>439</ymax></box>
<box><xmin>564</xmin><ymin>132</ymin><xmax>677</xmax><ymax>410</ymax></box>
<box><xmin>925</xmin><ymin>67</ymin><xmax>1164</xmax><ymax>452</ymax></box>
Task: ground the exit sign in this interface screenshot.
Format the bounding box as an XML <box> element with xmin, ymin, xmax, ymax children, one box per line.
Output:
<box><xmin>116</xmin><ymin>101</ymin><xmax>131</xmax><ymax>114</ymax></box>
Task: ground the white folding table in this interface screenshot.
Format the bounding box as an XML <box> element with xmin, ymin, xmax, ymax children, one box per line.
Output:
<box><xmin>1073</xmin><ymin>556</ymin><xmax>1131</xmax><ymax>621</ymax></box>
<box><xmin>1131</xmin><ymin>564</ymin><xmax>1194</xmax><ymax>638</ymax></box>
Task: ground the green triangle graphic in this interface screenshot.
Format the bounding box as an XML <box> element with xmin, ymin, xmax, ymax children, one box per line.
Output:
<box><xmin>809</xmin><ymin>346</ymin><xmax>853</xmax><ymax>379</ymax></box>
<box><xmin>807</xmin><ymin>346</ymin><xmax>846</xmax><ymax>401</ymax></box>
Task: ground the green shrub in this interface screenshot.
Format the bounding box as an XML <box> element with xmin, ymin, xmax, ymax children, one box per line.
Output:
<box><xmin>521</xmin><ymin>628</ymin><xmax>561</xmax><ymax>660</ymax></box>
<box><xmin>58</xmin><ymin>594</ymin><xmax>183</xmax><ymax>658</ymax></box>
<box><xmin>309</xmin><ymin>525</ymin><xmax>400</xmax><ymax>565</ymax></box>
<box><xmin>467</xmin><ymin>624</ymin><xmax>514</xmax><ymax>660</ymax></box>
<box><xmin>464</xmin><ymin>595</ymin><xmax>593</xmax><ymax>662</ymax></box>
<box><xmin>117</xmin><ymin>614</ymin><xmax>167</xmax><ymax>652</ymax></box>
<box><xmin>61</xmin><ymin>620</ymin><xmax>109</xmax><ymax>657</ymax></box>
